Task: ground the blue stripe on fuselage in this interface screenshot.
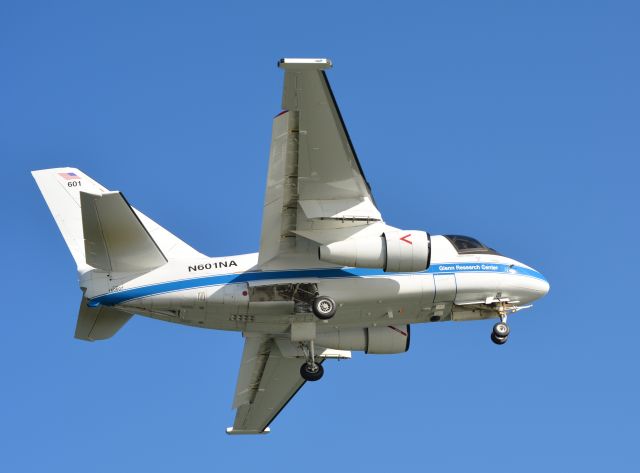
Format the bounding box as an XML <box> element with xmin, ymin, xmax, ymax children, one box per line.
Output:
<box><xmin>88</xmin><ymin>263</ymin><xmax>545</xmax><ymax>307</ymax></box>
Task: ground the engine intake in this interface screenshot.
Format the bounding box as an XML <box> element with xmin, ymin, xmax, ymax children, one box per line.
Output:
<box><xmin>319</xmin><ymin>230</ymin><xmax>430</xmax><ymax>272</ymax></box>
<box><xmin>315</xmin><ymin>325</ymin><xmax>410</xmax><ymax>354</ymax></box>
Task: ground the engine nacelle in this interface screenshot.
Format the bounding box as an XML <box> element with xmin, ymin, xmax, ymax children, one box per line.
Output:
<box><xmin>318</xmin><ymin>230</ymin><xmax>430</xmax><ymax>272</ymax></box>
<box><xmin>315</xmin><ymin>325</ymin><xmax>410</xmax><ymax>354</ymax></box>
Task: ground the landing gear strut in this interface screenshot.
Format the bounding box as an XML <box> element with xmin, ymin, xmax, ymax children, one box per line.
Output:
<box><xmin>491</xmin><ymin>305</ymin><xmax>511</xmax><ymax>345</ymax></box>
<box><xmin>300</xmin><ymin>340</ymin><xmax>324</xmax><ymax>382</ymax></box>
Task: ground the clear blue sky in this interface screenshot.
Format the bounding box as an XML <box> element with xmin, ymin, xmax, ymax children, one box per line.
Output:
<box><xmin>1</xmin><ymin>1</ymin><xmax>638</xmax><ymax>471</ymax></box>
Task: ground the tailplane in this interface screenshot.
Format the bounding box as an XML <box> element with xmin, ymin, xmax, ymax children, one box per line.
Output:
<box><xmin>32</xmin><ymin>167</ymin><xmax>204</xmax><ymax>271</ymax></box>
<box><xmin>75</xmin><ymin>297</ymin><xmax>132</xmax><ymax>341</ymax></box>
<box><xmin>80</xmin><ymin>190</ymin><xmax>167</xmax><ymax>272</ymax></box>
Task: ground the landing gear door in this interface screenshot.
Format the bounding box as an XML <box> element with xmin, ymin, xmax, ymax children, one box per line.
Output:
<box><xmin>434</xmin><ymin>274</ymin><xmax>457</xmax><ymax>302</ymax></box>
<box><xmin>224</xmin><ymin>283</ymin><xmax>249</xmax><ymax>315</ymax></box>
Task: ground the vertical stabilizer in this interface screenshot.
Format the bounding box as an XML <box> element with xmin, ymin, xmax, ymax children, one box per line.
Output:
<box><xmin>32</xmin><ymin>168</ymin><xmax>205</xmax><ymax>270</ymax></box>
<box><xmin>31</xmin><ymin>168</ymin><xmax>110</xmax><ymax>268</ymax></box>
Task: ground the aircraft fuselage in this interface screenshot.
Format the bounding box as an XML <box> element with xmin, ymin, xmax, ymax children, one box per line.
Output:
<box><xmin>83</xmin><ymin>235</ymin><xmax>548</xmax><ymax>335</ymax></box>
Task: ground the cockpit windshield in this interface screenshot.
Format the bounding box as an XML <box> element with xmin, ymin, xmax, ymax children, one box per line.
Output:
<box><xmin>444</xmin><ymin>235</ymin><xmax>500</xmax><ymax>255</ymax></box>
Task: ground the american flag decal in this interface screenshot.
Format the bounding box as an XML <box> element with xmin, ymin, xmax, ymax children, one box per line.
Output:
<box><xmin>58</xmin><ymin>172</ymin><xmax>80</xmax><ymax>180</ymax></box>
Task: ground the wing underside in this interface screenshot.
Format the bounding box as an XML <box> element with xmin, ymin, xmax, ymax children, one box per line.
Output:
<box><xmin>258</xmin><ymin>58</ymin><xmax>386</xmax><ymax>269</ymax></box>
<box><xmin>227</xmin><ymin>336</ymin><xmax>306</xmax><ymax>434</ymax></box>
<box><xmin>231</xmin><ymin>59</ymin><xmax>377</xmax><ymax>434</ymax></box>
<box><xmin>227</xmin><ymin>334</ymin><xmax>349</xmax><ymax>434</ymax></box>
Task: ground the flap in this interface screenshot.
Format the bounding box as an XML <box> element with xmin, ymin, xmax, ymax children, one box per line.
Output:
<box><xmin>274</xmin><ymin>338</ymin><xmax>351</xmax><ymax>360</ymax></box>
<box><xmin>232</xmin><ymin>335</ymin><xmax>272</xmax><ymax>408</ymax></box>
<box><xmin>228</xmin><ymin>336</ymin><xmax>306</xmax><ymax>434</ymax></box>
<box><xmin>298</xmin><ymin>198</ymin><xmax>381</xmax><ymax>221</ymax></box>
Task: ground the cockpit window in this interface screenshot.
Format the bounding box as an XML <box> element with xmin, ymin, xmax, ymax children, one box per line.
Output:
<box><xmin>444</xmin><ymin>235</ymin><xmax>500</xmax><ymax>255</ymax></box>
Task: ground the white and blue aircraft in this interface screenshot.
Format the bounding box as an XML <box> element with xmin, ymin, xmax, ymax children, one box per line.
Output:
<box><xmin>32</xmin><ymin>58</ymin><xmax>549</xmax><ymax>435</ymax></box>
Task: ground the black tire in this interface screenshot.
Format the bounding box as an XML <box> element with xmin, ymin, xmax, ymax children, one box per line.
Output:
<box><xmin>300</xmin><ymin>362</ymin><xmax>324</xmax><ymax>381</ymax></box>
<box><xmin>312</xmin><ymin>296</ymin><xmax>337</xmax><ymax>320</ymax></box>
<box><xmin>491</xmin><ymin>332</ymin><xmax>508</xmax><ymax>345</ymax></box>
<box><xmin>493</xmin><ymin>322</ymin><xmax>510</xmax><ymax>338</ymax></box>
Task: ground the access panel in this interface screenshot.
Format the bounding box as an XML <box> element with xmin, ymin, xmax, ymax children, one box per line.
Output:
<box><xmin>434</xmin><ymin>274</ymin><xmax>457</xmax><ymax>303</ymax></box>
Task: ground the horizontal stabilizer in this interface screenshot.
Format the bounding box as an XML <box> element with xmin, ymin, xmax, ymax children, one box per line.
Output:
<box><xmin>75</xmin><ymin>297</ymin><xmax>132</xmax><ymax>341</ymax></box>
<box><xmin>80</xmin><ymin>191</ymin><xmax>168</xmax><ymax>272</ymax></box>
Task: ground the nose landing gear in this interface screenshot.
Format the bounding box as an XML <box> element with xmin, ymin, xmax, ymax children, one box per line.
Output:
<box><xmin>491</xmin><ymin>322</ymin><xmax>509</xmax><ymax>345</ymax></box>
<box><xmin>488</xmin><ymin>301</ymin><xmax>533</xmax><ymax>345</ymax></box>
<box><xmin>491</xmin><ymin>303</ymin><xmax>511</xmax><ymax>345</ymax></box>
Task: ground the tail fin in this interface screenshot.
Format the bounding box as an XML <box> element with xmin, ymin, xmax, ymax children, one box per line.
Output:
<box><xmin>32</xmin><ymin>167</ymin><xmax>204</xmax><ymax>270</ymax></box>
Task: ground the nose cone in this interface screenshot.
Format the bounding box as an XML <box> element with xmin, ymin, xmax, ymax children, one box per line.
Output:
<box><xmin>508</xmin><ymin>265</ymin><xmax>550</xmax><ymax>303</ymax></box>
<box><xmin>529</xmin><ymin>275</ymin><xmax>550</xmax><ymax>299</ymax></box>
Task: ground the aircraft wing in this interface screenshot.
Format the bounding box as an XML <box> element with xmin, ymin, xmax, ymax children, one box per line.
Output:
<box><xmin>258</xmin><ymin>58</ymin><xmax>386</xmax><ymax>269</ymax></box>
<box><xmin>227</xmin><ymin>333</ymin><xmax>350</xmax><ymax>434</ymax></box>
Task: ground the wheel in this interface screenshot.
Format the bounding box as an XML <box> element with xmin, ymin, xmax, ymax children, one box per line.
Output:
<box><xmin>312</xmin><ymin>296</ymin><xmax>337</xmax><ymax>320</ymax></box>
<box><xmin>493</xmin><ymin>322</ymin><xmax>510</xmax><ymax>338</ymax></box>
<box><xmin>300</xmin><ymin>362</ymin><xmax>324</xmax><ymax>381</ymax></box>
<box><xmin>491</xmin><ymin>332</ymin><xmax>508</xmax><ymax>345</ymax></box>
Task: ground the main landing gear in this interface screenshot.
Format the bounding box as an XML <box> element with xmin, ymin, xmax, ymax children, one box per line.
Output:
<box><xmin>312</xmin><ymin>295</ymin><xmax>337</xmax><ymax>320</ymax></box>
<box><xmin>298</xmin><ymin>293</ymin><xmax>335</xmax><ymax>380</ymax></box>
<box><xmin>300</xmin><ymin>340</ymin><xmax>324</xmax><ymax>381</ymax></box>
<box><xmin>300</xmin><ymin>361</ymin><xmax>324</xmax><ymax>381</ymax></box>
<box><xmin>491</xmin><ymin>303</ymin><xmax>511</xmax><ymax>345</ymax></box>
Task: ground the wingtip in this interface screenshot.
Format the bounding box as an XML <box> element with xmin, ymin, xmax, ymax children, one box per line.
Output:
<box><xmin>225</xmin><ymin>427</ymin><xmax>271</xmax><ymax>435</ymax></box>
<box><xmin>278</xmin><ymin>58</ymin><xmax>332</xmax><ymax>70</ymax></box>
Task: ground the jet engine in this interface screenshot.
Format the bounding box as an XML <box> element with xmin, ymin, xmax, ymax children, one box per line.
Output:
<box><xmin>315</xmin><ymin>325</ymin><xmax>410</xmax><ymax>354</ymax></box>
<box><xmin>318</xmin><ymin>230</ymin><xmax>430</xmax><ymax>272</ymax></box>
